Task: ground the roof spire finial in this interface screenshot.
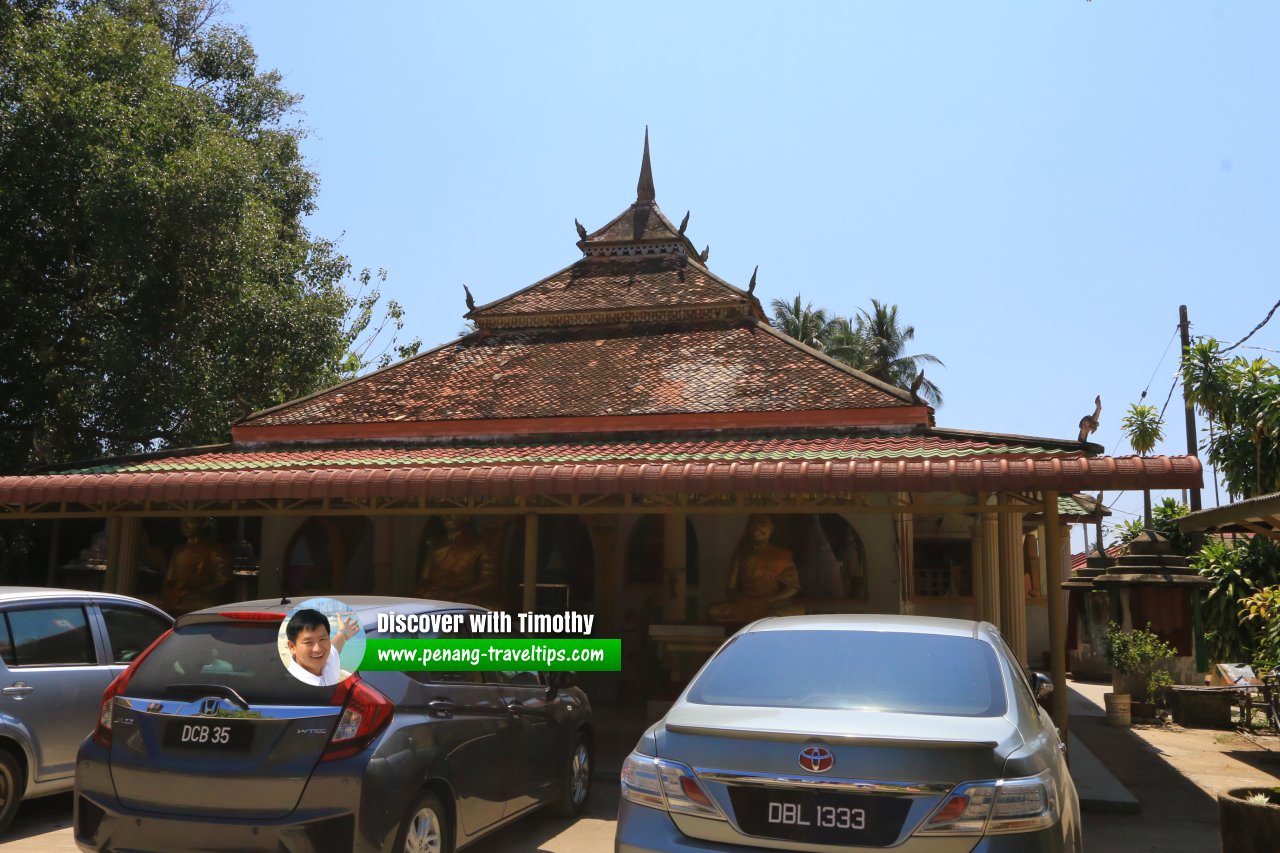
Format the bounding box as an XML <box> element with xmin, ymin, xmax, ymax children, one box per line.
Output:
<box><xmin>636</xmin><ymin>126</ymin><xmax>655</xmax><ymax>203</ymax></box>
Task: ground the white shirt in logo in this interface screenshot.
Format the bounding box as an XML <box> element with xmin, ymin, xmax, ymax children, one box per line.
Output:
<box><xmin>287</xmin><ymin>646</ymin><xmax>342</xmax><ymax>686</ymax></box>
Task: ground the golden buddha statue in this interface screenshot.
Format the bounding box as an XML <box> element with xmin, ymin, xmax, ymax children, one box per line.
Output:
<box><xmin>162</xmin><ymin>517</ymin><xmax>232</xmax><ymax>614</ymax></box>
<box><xmin>416</xmin><ymin>516</ymin><xmax>501</xmax><ymax>608</ymax></box>
<box><xmin>709</xmin><ymin>514</ymin><xmax>804</xmax><ymax>623</ymax></box>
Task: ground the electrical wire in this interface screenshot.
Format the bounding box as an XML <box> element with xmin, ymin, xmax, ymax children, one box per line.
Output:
<box><xmin>1222</xmin><ymin>297</ymin><xmax>1280</xmax><ymax>353</ymax></box>
<box><xmin>1139</xmin><ymin>325</ymin><xmax>1180</xmax><ymax>403</ymax></box>
<box><xmin>1156</xmin><ymin>375</ymin><xmax>1180</xmax><ymax>421</ymax></box>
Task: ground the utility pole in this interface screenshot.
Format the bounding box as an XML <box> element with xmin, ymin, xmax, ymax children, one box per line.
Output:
<box><xmin>1179</xmin><ymin>305</ymin><xmax>1202</xmax><ymax>512</ymax></box>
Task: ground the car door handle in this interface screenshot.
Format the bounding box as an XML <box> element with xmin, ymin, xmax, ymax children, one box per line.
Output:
<box><xmin>504</xmin><ymin>699</ymin><xmax>527</xmax><ymax>716</ymax></box>
<box><xmin>427</xmin><ymin>699</ymin><xmax>455</xmax><ymax>719</ymax></box>
<box><xmin>2</xmin><ymin>683</ymin><xmax>33</xmax><ymax>697</ymax></box>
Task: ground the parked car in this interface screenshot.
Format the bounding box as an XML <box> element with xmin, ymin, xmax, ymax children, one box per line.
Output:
<box><xmin>617</xmin><ymin>614</ymin><xmax>1082</xmax><ymax>853</ymax></box>
<box><xmin>0</xmin><ymin>586</ymin><xmax>172</xmax><ymax>835</ymax></box>
<box><xmin>75</xmin><ymin>596</ymin><xmax>593</xmax><ymax>852</ymax></box>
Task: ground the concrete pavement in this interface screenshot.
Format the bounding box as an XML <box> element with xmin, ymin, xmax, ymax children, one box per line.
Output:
<box><xmin>9</xmin><ymin>684</ymin><xmax>1280</xmax><ymax>851</ymax></box>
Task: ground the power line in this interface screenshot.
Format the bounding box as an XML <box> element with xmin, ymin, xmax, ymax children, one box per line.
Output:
<box><xmin>1156</xmin><ymin>375</ymin><xmax>1180</xmax><ymax>421</ymax></box>
<box><xmin>1139</xmin><ymin>325</ymin><xmax>1180</xmax><ymax>403</ymax></box>
<box><xmin>1108</xmin><ymin>323</ymin><xmax>1181</xmax><ymax>456</ymax></box>
<box><xmin>1222</xmin><ymin>297</ymin><xmax>1280</xmax><ymax>353</ymax></box>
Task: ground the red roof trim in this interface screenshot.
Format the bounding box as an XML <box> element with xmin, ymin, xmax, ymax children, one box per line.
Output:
<box><xmin>231</xmin><ymin>407</ymin><xmax>934</xmax><ymax>444</ymax></box>
<box><xmin>0</xmin><ymin>456</ymin><xmax>1202</xmax><ymax>505</ymax></box>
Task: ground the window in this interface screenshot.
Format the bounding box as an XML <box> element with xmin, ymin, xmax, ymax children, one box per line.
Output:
<box><xmin>0</xmin><ymin>619</ymin><xmax>12</xmax><ymax>664</ymax></box>
<box><xmin>687</xmin><ymin>630</ymin><xmax>1007</xmax><ymax>718</ymax></box>
<box><xmin>493</xmin><ymin>671</ymin><xmax>542</xmax><ymax>687</ymax></box>
<box><xmin>4</xmin><ymin>606</ymin><xmax>96</xmax><ymax>666</ymax></box>
<box><xmin>128</xmin><ymin>622</ymin><xmax>332</xmax><ymax>705</ymax></box>
<box><xmin>913</xmin><ymin>539</ymin><xmax>973</xmax><ymax>597</ymax></box>
<box><xmin>415</xmin><ymin>670</ymin><xmax>484</xmax><ymax>685</ymax></box>
<box><xmin>101</xmin><ymin>604</ymin><xmax>171</xmax><ymax>664</ymax></box>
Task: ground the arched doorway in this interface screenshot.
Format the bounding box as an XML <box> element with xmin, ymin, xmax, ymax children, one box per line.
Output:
<box><xmin>283</xmin><ymin>517</ymin><xmax>373</xmax><ymax>597</ymax></box>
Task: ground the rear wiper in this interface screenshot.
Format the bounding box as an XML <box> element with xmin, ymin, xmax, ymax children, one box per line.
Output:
<box><xmin>163</xmin><ymin>683</ymin><xmax>251</xmax><ymax>710</ymax></box>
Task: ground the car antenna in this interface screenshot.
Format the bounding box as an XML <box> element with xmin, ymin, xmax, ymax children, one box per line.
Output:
<box><xmin>279</xmin><ymin>596</ymin><xmax>290</xmax><ymax>606</ymax></box>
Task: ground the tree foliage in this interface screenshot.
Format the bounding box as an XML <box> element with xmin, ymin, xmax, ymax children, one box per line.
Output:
<box><xmin>853</xmin><ymin>299</ymin><xmax>944</xmax><ymax>407</ymax></box>
<box><xmin>1112</xmin><ymin>498</ymin><xmax>1194</xmax><ymax>555</ymax></box>
<box><xmin>769</xmin><ymin>295</ymin><xmax>943</xmax><ymax>406</ymax></box>
<box><xmin>1193</xmin><ymin>535</ymin><xmax>1280</xmax><ymax>665</ymax></box>
<box><xmin>1182</xmin><ymin>339</ymin><xmax>1280</xmax><ymax>499</ymax></box>
<box><xmin>0</xmin><ymin>0</ymin><xmax>418</xmax><ymax>472</ymax></box>
<box><xmin>1120</xmin><ymin>403</ymin><xmax>1164</xmax><ymax>457</ymax></box>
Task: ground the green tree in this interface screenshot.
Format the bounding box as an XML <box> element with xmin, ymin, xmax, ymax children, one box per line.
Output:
<box><xmin>1194</xmin><ymin>536</ymin><xmax>1280</xmax><ymax>664</ymax></box>
<box><xmin>770</xmin><ymin>295</ymin><xmax>832</xmax><ymax>349</ymax></box>
<box><xmin>0</xmin><ymin>0</ymin><xmax>417</xmax><ymax>472</ymax></box>
<box><xmin>852</xmin><ymin>299</ymin><xmax>944</xmax><ymax>406</ymax></box>
<box><xmin>770</xmin><ymin>295</ymin><xmax>944</xmax><ymax>406</ymax></box>
<box><xmin>1112</xmin><ymin>498</ymin><xmax>1194</xmax><ymax>555</ymax></box>
<box><xmin>819</xmin><ymin>316</ymin><xmax>871</xmax><ymax>368</ymax></box>
<box><xmin>1120</xmin><ymin>403</ymin><xmax>1166</xmax><ymax>528</ymax></box>
<box><xmin>1182</xmin><ymin>339</ymin><xmax>1280</xmax><ymax>499</ymax></box>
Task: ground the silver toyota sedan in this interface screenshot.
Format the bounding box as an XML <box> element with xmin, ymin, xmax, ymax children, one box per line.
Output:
<box><xmin>616</xmin><ymin>615</ymin><xmax>1081</xmax><ymax>853</ymax></box>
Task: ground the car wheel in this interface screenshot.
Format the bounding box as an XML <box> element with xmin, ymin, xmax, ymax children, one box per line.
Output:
<box><xmin>0</xmin><ymin>749</ymin><xmax>23</xmax><ymax>836</ymax></box>
<box><xmin>396</xmin><ymin>791</ymin><xmax>450</xmax><ymax>853</ymax></box>
<box><xmin>553</xmin><ymin>733</ymin><xmax>592</xmax><ymax>818</ymax></box>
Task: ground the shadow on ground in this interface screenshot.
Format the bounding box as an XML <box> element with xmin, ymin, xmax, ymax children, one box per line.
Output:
<box><xmin>1223</xmin><ymin>748</ymin><xmax>1280</xmax><ymax>778</ymax></box>
<box><xmin>1074</xmin><ymin>711</ymin><xmax>1220</xmax><ymax>851</ymax></box>
<box><xmin>8</xmin><ymin>791</ymin><xmax>73</xmax><ymax>842</ymax></box>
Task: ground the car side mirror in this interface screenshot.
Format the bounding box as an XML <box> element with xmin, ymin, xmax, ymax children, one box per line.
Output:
<box><xmin>1030</xmin><ymin>671</ymin><xmax>1054</xmax><ymax>700</ymax></box>
<box><xmin>545</xmin><ymin>671</ymin><xmax>577</xmax><ymax>696</ymax></box>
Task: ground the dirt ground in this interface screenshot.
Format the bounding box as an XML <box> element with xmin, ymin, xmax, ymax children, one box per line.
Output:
<box><xmin>1070</xmin><ymin>679</ymin><xmax>1280</xmax><ymax>852</ymax></box>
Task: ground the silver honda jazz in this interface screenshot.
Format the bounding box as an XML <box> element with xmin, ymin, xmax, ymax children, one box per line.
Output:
<box><xmin>616</xmin><ymin>615</ymin><xmax>1082</xmax><ymax>852</ymax></box>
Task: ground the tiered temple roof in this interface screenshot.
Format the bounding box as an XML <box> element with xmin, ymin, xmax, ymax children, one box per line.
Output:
<box><xmin>0</xmin><ymin>133</ymin><xmax>1202</xmax><ymax>510</ymax></box>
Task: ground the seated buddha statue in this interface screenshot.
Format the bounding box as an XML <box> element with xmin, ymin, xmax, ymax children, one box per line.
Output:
<box><xmin>416</xmin><ymin>516</ymin><xmax>502</xmax><ymax>609</ymax></box>
<box><xmin>162</xmin><ymin>517</ymin><xmax>232</xmax><ymax>614</ymax></box>
<box><xmin>709</xmin><ymin>514</ymin><xmax>804</xmax><ymax>623</ymax></box>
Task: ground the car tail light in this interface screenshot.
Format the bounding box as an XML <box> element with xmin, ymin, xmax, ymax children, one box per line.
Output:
<box><xmin>92</xmin><ymin>629</ymin><xmax>172</xmax><ymax>748</ymax></box>
<box><xmin>621</xmin><ymin>752</ymin><xmax>725</xmax><ymax>820</ymax></box>
<box><xmin>322</xmin><ymin>676</ymin><xmax>394</xmax><ymax>762</ymax></box>
<box><xmin>219</xmin><ymin>612</ymin><xmax>286</xmax><ymax>621</ymax></box>
<box><xmin>915</xmin><ymin>769</ymin><xmax>1059</xmax><ymax>836</ymax></box>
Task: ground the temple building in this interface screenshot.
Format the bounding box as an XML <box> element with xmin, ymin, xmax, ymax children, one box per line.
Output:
<box><xmin>0</xmin><ymin>135</ymin><xmax>1201</xmax><ymax>730</ymax></box>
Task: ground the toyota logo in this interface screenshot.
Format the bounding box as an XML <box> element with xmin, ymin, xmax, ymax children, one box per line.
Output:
<box><xmin>798</xmin><ymin>745</ymin><xmax>834</xmax><ymax>773</ymax></box>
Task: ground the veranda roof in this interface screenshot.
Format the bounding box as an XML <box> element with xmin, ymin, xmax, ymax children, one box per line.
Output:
<box><xmin>0</xmin><ymin>431</ymin><xmax>1201</xmax><ymax>508</ymax></box>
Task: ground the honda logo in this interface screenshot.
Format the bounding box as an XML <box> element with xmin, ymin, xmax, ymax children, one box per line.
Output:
<box><xmin>199</xmin><ymin>698</ymin><xmax>220</xmax><ymax>717</ymax></box>
<box><xmin>798</xmin><ymin>745</ymin><xmax>834</xmax><ymax>773</ymax></box>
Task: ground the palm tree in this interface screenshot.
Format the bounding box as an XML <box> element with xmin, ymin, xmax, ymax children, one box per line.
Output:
<box><xmin>1121</xmin><ymin>403</ymin><xmax>1165</xmax><ymax>529</ymax></box>
<box><xmin>820</xmin><ymin>316</ymin><xmax>870</xmax><ymax>367</ymax></box>
<box><xmin>854</xmin><ymin>299</ymin><xmax>944</xmax><ymax>406</ymax></box>
<box><xmin>770</xmin><ymin>295</ymin><xmax>831</xmax><ymax>349</ymax></box>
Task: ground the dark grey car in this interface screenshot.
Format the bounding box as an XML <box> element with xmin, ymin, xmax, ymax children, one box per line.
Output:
<box><xmin>74</xmin><ymin>596</ymin><xmax>593</xmax><ymax>852</ymax></box>
<box><xmin>616</xmin><ymin>615</ymin><xmax>1081</xmax><ymax>853</ymax></box>
<box><xmin>0</xmin><ymin>587</ymin><xmax>171</xmax><ymax>836</ymax></box>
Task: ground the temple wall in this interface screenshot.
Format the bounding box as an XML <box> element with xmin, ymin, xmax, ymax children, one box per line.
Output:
<box><xmin>257</xmin><ymin>515</ymin><xmax>305</xmax><ymax>599</ymax></box>
<box><xmin>1026</xmin><ymin>602</ymin><xmax>1050</xmax><ymax>668</ymax></box>
<box><xmin>909</xmin><ymin>599</ymin><xmax>973</xmax><ymax>620</ymax></box>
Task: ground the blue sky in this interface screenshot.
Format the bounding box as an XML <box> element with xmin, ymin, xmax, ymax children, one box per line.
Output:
<box><xmin>226</xmin><ymin>1</ymin><xmax>1279</xmax><ymax>547</ymax></box>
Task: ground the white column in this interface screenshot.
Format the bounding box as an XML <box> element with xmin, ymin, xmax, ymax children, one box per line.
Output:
<box><xmin>999</xmin><ymin>510</ymin><xmax>1027</xmax><ymax>663</ymax></box>
<box><xmin>523</xmin><ymin>513</ymin><xmax>538</xmax><ymax>612</ymax></box>
<box><xmin>976</xmin><ymin>511</ymin><xmax>1001</xmax><ymax>624</ymax></box>
<box><xmin>663</xmin><ymin>512</ymin><xmax>688</xmax><ymax>621</ymax></box>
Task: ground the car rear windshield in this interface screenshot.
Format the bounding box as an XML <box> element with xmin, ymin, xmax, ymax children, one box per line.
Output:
<box><xmin>126</xmin><ymin>621</ymin><xmax>334</xmax><ymax>706</ymax></box>
<box><xmin>686</xmin><ymin>630</ymin><xmax>1008</xmax><ymax>717</ymax></box>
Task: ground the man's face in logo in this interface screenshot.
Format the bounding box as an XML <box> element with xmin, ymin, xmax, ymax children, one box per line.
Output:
<box><xmin>288</xmin><ymin>625</ymin><xmax>332</xmax><ymax>676</ymax></box>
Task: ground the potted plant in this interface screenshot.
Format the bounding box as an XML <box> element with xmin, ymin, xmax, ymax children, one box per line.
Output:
<box><xmin>1104</xmin><ymin>622</ymin><xmax>1176</xmax><ymax>725</ymax></box>
<box><xmin>1220</xmin><ymin>787</ymin><xmax>1280</xmax><ymax>853</ymax></box>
